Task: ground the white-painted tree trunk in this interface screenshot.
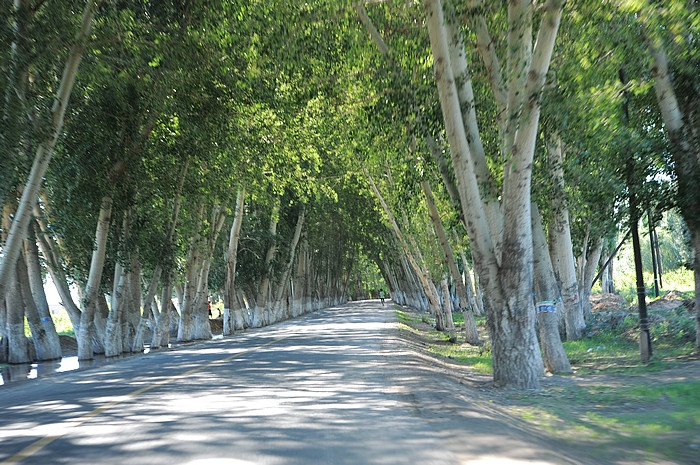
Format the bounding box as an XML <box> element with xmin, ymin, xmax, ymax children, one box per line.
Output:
<box><xmin>423</xmin><ymin>0</ymin><xmax>563</xmax><ymax>388</ymax></box>
<box><xmin>272</xmin><ymin>207</ymin><xmax>305</xmax><ymax>321</ymax></box>
<box><xmin>104</xmin><ymin>247</ymin><xmax>126</xmax><ymax>358</ymax></box>
<box><xmin>548</xmin><ymin>138</ymin><xmax>585</xmax><ymax>340</ymax></box>
<box><xmin>19</xmin><ymin>249</ymin><xmax>57</xmax><ymax>361</ymax></box>
<box><xmin>5</xmin><ymin>258</ymin><xmax>30</xmax><ymax>364</ymax></box>
<box><xmin>224</xmin><ymin>188</ymin><xmax>245</xmax><ymax>335</ymax></box>
<box><xmin>151</xmin><ymin>276</ymin><xmax>174</xmax><ymax>349</ymax></box>
<box><xmin>23</xmin><ymin>230</ymin><xmax>62</xmax><ymax>360</ymax></box>
<box><xmin>77</xmin><ymin>195</ymin><xmax>113</xmax><ymax>360</ymax></box>
<box><xmin>422</xmin><ymin>181</ymin><xmax>479</xmax><ymax>343</ymax></box>
<box><xmin>531</xmin><ymin>203</ymin><xmax>572</xmax><ymax>373</ymax></box>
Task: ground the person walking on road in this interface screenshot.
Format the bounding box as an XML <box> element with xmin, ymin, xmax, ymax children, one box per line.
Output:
<box><xmin>379</xmin><ymin>289</ymin><xmax>385</xmax><ymax>306</ymax></box>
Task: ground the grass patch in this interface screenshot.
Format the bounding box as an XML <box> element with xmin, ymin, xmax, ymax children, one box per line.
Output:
<box><xmin>396</xmin><ymin>308</ymin><xmax>492</xmax><ymax>374</ymax></box>
<box><xmin>429</xmin><ymin>345</ymin><xmax>492</xmax><ymax>373</ymax></box>
<box><xmin>509</xmin><ymin>381</ymin><xmax>700</xmax><ymax>463</ymax></box>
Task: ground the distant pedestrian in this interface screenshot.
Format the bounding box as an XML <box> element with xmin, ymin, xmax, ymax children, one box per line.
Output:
<box><xmin>379</xmin><ymin>289</ymin><xmax>385</xmax><ymax>306</ymax></box>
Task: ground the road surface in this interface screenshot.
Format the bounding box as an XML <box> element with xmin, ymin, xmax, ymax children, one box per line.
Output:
<box><xmin>0</xmin><ymin>301</ymin><xmax>580</xmax><ymax>465</ymax></box>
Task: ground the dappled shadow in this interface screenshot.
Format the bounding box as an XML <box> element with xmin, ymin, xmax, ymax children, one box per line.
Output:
<box><xmin>0</xmin><ymin>301</ymin><xmax>459</xmax><ymax>464</ymax></box>
<box><xmin>0</xmin><ymin>300</ymin><xmax>665</xmax><ymax>464</ymax></box>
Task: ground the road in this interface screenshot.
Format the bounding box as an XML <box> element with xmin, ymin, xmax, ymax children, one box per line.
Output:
<box><xmin>0</xmin><ymin>301</ymin><xmax>580</xmax><ymax>465</ymax></box>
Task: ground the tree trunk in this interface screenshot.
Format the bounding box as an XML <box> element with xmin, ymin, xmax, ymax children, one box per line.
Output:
<box><xmin>177</xmin><ymin>204</ymin><xmax>204</xmax><ymax>342</ymax></box>
<box><xmin>33</xmin><ymin>215</ymin><xmax>82</xmax><ymax>327</ymax></box>
<box><xmin>152</xmin><ymin>276</ymin><xmax>174</xmax><ymax>350</ymax></box>
<box><xmin>365</xmin><ymin>169</ymin><xmax>443</xmax><ymax>320</ymax></box>
<box><xmin>580</xmin><ymin>239</ymin><xmax>603</xmax><ymax>322</ymax></box>
<box><xmin>193</xmin><ymin>205</ymin><xmax>226</xmax><ymax>339</ymax></box>
<box><xmin>422</xmin><ymin>181</ymin><xmax>479</xmax><ymax>344</ymax></box>
<box><xmin>272</xmin><ymin>207</ymin><xmax>305</xmax><ymax>321</ymax></box>
<box><xmin>532</xmin><ymin>203</ymin><xmax>572</xmax><ymax>374</ymax></box>
<box><xmin>18</xmin><ymin>248</ymin><xmax>58</xmax><ymax>361</ymax></box>
<box><xmin>0</xmin><ymin>0</ymin><xmax>99</xmax><ymax>301</ymax></box>
<box><xmin>178</xmin><ymin>248</ymin><xmax>201</xmax><ymax>342</ymax></box>
<box><xmin>193</xmin><ymin>256</ymin><xmax>214</xmax><ymax>340</ymax></box>
<box><xmin>424</xmin><ymin>0</ymin><xmax>562</xmax><ymax>389</ymax></box>
<box><xmin>224</xmin><ymin>187</ymin><xmax>245</xmax><ymax>335</ymax></box>
<box><xmin>134</xmin><ymin>160</ymin><xmax>188</xmax><ymax>350</ymax></box>
<box><xmin>548</xmin><ymin>137</ymin><xmax>585</xmax><ymax>340</ymax></box>
<box><xmin>23</xmin><ymin>228</ymin><xmax>62</xmax><ymax>360</ymax></box>
<box><xmin>104</xmin><ymin>251</ymin><xmax>126</xmax><ymax>358</ymax></box>
<box><xmin>5</xmin><ymin>258</ymin><xmax>30</xmax><ymax>364</ymax></box>
<box><xmin>458</xmin><ymin>248</ymin><xmax>484</xmax><ymax>317</ymax></box>
<box><xmin>647</xmin><ymin>39</ymin><xmax>700</xmax><ymax>351</ymax></box>
<box><xmin>124</xmin><ymin>263</ymin><xmax>142</xmax><ymax>351</ymax></box>
<box><xmin>440</xmin><ymin>278</ymin><xmax>455</xmax><ymax>332</ymax></box>
<box><xmin>256</xmin><ymin>201</ymin><xmax>280</xmax><ymax>321</ymax></box>
<box><xmin>77</xmin><ymin>195</ymin><xmax>113</xmax><ymax>360</ymax></box>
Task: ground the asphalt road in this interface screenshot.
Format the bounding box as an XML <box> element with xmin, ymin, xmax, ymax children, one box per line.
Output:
<box><xmin>0</xmin><ymin>301</ymin><xmax>580</xmax><ymax>465</ymax></box>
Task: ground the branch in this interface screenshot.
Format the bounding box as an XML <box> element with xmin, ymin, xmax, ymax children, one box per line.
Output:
<box><xmin>472</xmin><ymin>16</ymin><xmax>506</xmax><ymax>123</ymax></box>
<box><xmin>354</xmin><ymin>2</ymin><xmax>390</xmax><ymax>57</ymax></box>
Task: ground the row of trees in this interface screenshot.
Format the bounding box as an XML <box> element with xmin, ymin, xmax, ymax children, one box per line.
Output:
<box><xmin>0</xmin><ymin>0</ymin><xmax>387</xmax><ymax>363</ymax></box>
<box><xmin>355</xmin><ymin>0</ymin><xmax>697</xmax><ymax>389</ymax></box>
<box><xmin>0</xmin><ymin>0</ymin><xmax>697</xmax><ymax>389</ymax></box>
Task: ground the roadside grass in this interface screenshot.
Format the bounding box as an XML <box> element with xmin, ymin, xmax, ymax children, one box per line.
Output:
<box><xmin>507</xmin><ymin>380</ymin><xmax>700</xmax><ymax>463</ymax></box>
<box><xmin>394</xmin><ymin>289</ymin><xmax>698</xmax><ymax>464</ymax></box>
<box><xmin>396</xmin><ymin>308</ymin><xmax>492</xmax><ymax>374</ymax></box>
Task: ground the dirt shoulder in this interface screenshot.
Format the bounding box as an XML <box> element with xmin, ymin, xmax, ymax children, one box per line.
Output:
<box><xmin>390</xmin><ymin>303</ymin><xmax>700</xmax><ymax>465</ymax></box>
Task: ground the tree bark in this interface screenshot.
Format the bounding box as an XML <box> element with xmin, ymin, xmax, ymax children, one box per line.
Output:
<box><xmin>133</xmin><ymin>158</ymin><xmax>188</xmax><ymax>351</ymax></box>
<box><xmin>224</xmin><ymin>187</ymin><xmax>245</xmax><ymax>335</ymax></box>
<box><xmin>272</xmin><ymin>207</ymin><xmax>305</xmax><ymax>321</ymax></box>
<box><xmin>440</xmin><ymin>278</ymin><xmax>455</xmax><ymax>332</ymax></box>
<box><xmin>365</xmin><ymin>169</ymin><xmax>443</xmax><ymax>320</ymax></box>
<box><xmin>580</xmin><ymin>238</ymin><xmax>603</xmax><ymax>322</ymax></box>
<box><xmin>33</xmin><ymin>211</ymin><xmax>82</xmax><ymax>327</ymax></box>
<box><xmin>423</xmin><ymin>0</ymin><xmax>563</xmax><ymax>388</ymax></box>
<box><xmin>77</xmin><ymin>195</ymin><xmax>113</xmax><ymax>360</ymax></box>
<box><xmin>5</xmin><ymin>257</ymin><xmax>30</xmax><ymax>364</ymax></box>
<box><xmin>548</xmin><ymin>137</ymin><xmax>585</xmax><ymax>340</ymax></box>
<box><xmin>531</xmin><ymin>203</ymin><xmax>572</xmax><ymax>373</ymax></box>
<box><xmin>22</xmin><ymin>235</ymin><xmax>62</xmax><ymax>360</ymax></box>
<box><xmin>422</xmin><ymin>181</ymin><xmax>479</xmax><ymax>343</ymax></box>
<box><xmin>152</xmin><ymin>274</ymin><xmax>174</xmax><ymax>350</ymax></box>
<box><xmin>647</xmin><ymin>39</ymin><xmax>700</xmax><ymax>351</ymax></box>
<box><xmin>177</xmin><ymin>204</ymin><xmax>205</xmax><ymax>342</ymax></box>
<box><xmin>104</xmin><ymin>219</ymin><xmax>128</xmax><ymax>357</ymax></box>
<box><xmin>255</xmin><ymin>201</ymin><xmax>280</xmax><ymax>325</ymax></box>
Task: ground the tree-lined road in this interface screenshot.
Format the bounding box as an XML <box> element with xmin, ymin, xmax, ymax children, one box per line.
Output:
<box><xmin>0</xmin><ymin>302</ymin><xmax>579</xmax><ymax>465</ymax></box>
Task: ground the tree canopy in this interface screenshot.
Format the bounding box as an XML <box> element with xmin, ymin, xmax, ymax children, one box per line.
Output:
<box><xmin>1</xmin><ymin>0</ymin><xmax>697</xmax><ymax>388</ymax></box>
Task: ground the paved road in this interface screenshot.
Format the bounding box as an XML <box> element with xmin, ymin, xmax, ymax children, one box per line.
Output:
<box><xmin>0</xmin><ymin>302</ymin><xmax>580</xmax><ymax>465</ymax></box>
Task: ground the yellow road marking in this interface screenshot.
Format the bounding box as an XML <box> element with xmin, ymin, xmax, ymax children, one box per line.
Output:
<box><xmin>1</xmin><ymin>335</ymin><xmax>289</xmax><ymax>465</ymax></box>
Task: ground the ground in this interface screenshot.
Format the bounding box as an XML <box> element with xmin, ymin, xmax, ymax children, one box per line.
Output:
<box><xmin>392</xmin><ymin>294</ymin><xmax>700</xmax><ymax>464</ymax></box>
<box><xmin>50</xmin><ymin>295</ymin><xmax>700</xmax><ymax>465</ymax></box>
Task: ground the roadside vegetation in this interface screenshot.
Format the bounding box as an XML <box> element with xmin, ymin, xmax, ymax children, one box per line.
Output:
<box><xmin>395</xmin><ymin>265</ymin><xmax>698</xmax><ymax>464</ymax></box>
